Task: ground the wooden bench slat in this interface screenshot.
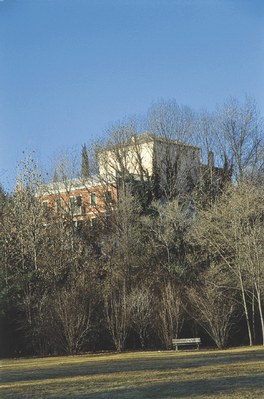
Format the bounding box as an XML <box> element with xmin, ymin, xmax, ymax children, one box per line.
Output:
<box><xmin>172</xmin><ymin>338</ymin><xmax>201</xmax><ymax>344</ymax></box>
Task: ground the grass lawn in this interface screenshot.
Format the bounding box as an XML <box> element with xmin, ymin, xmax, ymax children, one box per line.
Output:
<box><xmin>1</xmin><ymin>346</ymin><xmax>264</xmax><ymax>398</ymax></box>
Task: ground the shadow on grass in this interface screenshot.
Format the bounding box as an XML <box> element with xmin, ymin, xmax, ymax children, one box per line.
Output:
<box><xmin>2</xmin><ymin>349</ymin><xmax>264</xmax><ymax>384</ymax></box>
<box><xmin>2</xmin><ymin>374</ymin><xmax>264</xmax><ymax>399</ymax></box>
<box><xmin>70</xmin><ymin>374</ymin><xmax>264</xmax><ymax>399</ymax></box>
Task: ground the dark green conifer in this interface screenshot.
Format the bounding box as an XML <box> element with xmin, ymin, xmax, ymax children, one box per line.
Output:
<box><xmin>53</xmin><ymin>168</ymin><xmax>59</xmax><ymax>182</ymax></box>
<box><xmin>81</xmin><ymin>144</ymin><xmax>90</xmax><ymax>178</ymax></box>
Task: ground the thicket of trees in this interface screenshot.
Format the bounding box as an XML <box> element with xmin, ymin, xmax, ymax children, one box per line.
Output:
<box><xmin>0</xmin><ymin>98</ymin><xmax>263</xmax><ymax>357</ymax></box>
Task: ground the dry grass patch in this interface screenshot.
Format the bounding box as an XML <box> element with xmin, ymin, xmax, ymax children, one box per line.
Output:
<box><xmin>1</xmin><ymin>347</ymin><xmax>264</xmax><ymax>398</ymax></box>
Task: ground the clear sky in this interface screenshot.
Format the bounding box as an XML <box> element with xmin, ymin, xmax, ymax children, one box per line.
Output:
<box><xmin>0</xmin><ymin>0</ymin><xmax>263</xmax><ymax>190</ymax></box>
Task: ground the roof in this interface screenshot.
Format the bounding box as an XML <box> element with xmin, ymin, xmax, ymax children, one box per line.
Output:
<box><xmin>98</xmin><ymin>132</ymin><xmax>201</xmax><ymax>152</ymax></box>
<box><xmin>37</xmin><ymin>175</ymin><xmax>113</xmax><ymax>196</ymax></box>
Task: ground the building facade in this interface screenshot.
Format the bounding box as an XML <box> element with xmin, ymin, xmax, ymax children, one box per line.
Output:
<box><xmin>39</xmin><ymin>176</ymin><xmax>117</xmax><ymax>223</ymax></box>
<box><xmin>39</xmin><ymin>133</ymin><xmax>220</xmax><ymax>221</ymax></box>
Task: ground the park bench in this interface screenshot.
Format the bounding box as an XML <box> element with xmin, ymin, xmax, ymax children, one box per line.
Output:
<box><xmin>172</xmin><ymin>337</ymin><xmax>201</xmax><ymax>351</ymax></box>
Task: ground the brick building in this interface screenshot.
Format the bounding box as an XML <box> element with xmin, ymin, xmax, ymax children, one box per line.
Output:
<box><xmin>39</xmin><ymin>176</ymin><xmax>117</xmax><ymax>224</ymax></box>
<box><xmin>39</xmin><ymin>133</ymin><xmax>221</xmax><ymax>222</ymax></box>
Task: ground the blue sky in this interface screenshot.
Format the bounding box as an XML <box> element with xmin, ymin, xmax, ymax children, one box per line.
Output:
<box><xmin>0</xmin><ymin>0</ymin><xmax>263</xmax><ymax>190</ymax></box>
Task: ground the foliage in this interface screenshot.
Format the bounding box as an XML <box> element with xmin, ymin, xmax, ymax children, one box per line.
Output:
<box><xmin>1</xmin><ymin>98</ymin><xmax>263</xmax><ymax>356</ymax></box>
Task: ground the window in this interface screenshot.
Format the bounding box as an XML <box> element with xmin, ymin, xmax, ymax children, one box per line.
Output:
<box><xmin>90</xmin><ymin>192</ymin><xmax>97</xmax><ymax>207</ymax></box>
<box><xmin>104</xmin><ymin>190</ymin><xmax>112</xmax><ymax>203</ymax></box>
<box><xmin>56</xmin><ymin>197</ymin><xmax>62</xmax><ymax>213</ymax></box>
<box><xmin>90</xmin><ymin>217</ymin><xmax>97</xmax><ymax>227</ymax></box>
<box><xmin>69</xmin><ymin>195</ymin><xmax>82</xmax><ymax>215</ymax></box>
<box><xmin>76</xmin><ymin>195</ymin><xmax>82</xmax><ymax>207</ymax></box>
<box><xmin>74</xmin><ymin>220</ymin><xmax>84</xmax><ymax>234</ymax></box>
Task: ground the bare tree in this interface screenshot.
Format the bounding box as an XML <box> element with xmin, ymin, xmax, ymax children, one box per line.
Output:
<box><xmin>157</xmin><ymin>281</ymin><xmax>184</xmax><ymax>349</ymax></box>
<box><xmin>53</xmin><ymin>273</ymin><xmax>95</xmax><ymax>354</ymax></box>
<box><xmin>129</xmin><ymin>285</ymin><xmax>154</xmax><ymax>349</ymax></box>
<box><xmin>101</xmin><ymin>189</ymin><xmax>144</xmax><ymax>352</ymax></box>
<box><xmin>146</xmin><ymin>101</ymin><xmax>201</xmax><ymax>198</ymax></box>
<box><xmin>143</xmin><ymin>198</ymin><xmax>190</xmax><ymax>271</ymax></box>
<box><xmin>0</xmin><ymin>155</ymin><xmax>57</xmax><ymax>353</ymax></box>
<box><xmin>187</xmin><ymin>266</ymin><xmax>238</xmax><ymax>349</ymax></box>
<box><xmin>1</xmin><ymin>154</ymin><xmax>98</xmax><ymax>355</ymax></box>
<box><xmin>103</xmin><ymin>277</ymin><xmax>131</xmax><ymax>352</ymax></box>
<box><xmin>146</xmin><ymin>99</ymin><xmax>196</xmax><ymax>144</ymax></box>
<box><xmin>189</xmin><ymin>183</ymin><xmax>264</xmax><ymax>346</ymax></box>
<box><xmin>216</xmin><ymin>97</ymin><xmax>263</xmax><ymax>182</ymax></box>
<box><xmin>236</xmin><ymin>187</ymin><xmax>264</xmax><ymax>344</ymax></box>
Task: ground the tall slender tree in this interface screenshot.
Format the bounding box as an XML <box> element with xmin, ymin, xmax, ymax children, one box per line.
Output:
<box><xmin>81</xmin><ymin>144</ymin><xmax>90</xmax><ymax>178</ymax></box>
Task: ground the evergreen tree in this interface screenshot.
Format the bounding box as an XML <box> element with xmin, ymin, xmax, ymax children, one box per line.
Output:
<box><xmin>53</xmin><ymin>168</ymin><xmax>59</xmax><ymax>182</ymax></box>
<box><xmin>81</xmin><ymin>144</ymin><xmax>90</xmax><ymax>178</ymax></box>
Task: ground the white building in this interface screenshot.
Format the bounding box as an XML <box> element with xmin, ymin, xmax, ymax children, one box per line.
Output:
<box><xmin>98</xmin><ymin>133</ymin><xmax>202</xmax><ymax>194</ymax></box>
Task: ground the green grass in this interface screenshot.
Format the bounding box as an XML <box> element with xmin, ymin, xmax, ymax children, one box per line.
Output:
<box><xmin>1</xmin><ymin>347</ymin><xmax>264</xmax><ymax>398</ymax></box>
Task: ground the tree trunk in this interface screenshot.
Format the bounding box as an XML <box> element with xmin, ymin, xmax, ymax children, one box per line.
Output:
<box><xmin>240</xmin><ymin>273</ymin><xmax>253</xmax><ymax>346</ymax></box>
<box><xmin>255</xmin><ymin>284</ymin><xmax>264</xmax><ymax>346</ymax></box>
